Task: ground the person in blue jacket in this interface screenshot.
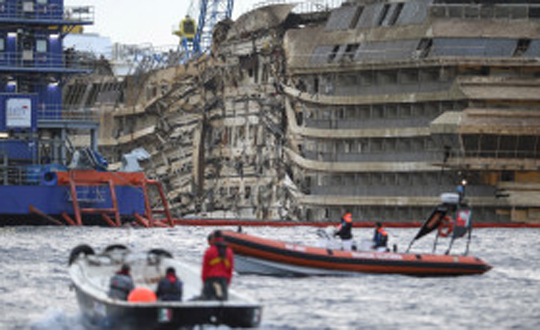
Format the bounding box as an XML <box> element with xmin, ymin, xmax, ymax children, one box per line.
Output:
<box><xmin>373</xmin><ymin>222</ymin><xmax>389</xmax><ymax>250</ymax></box>
<box><xmin>156</xmin><ymin>267</ymin><xmax>183</xmax><ymax>301</ymax></box>
<box><xmin>108</xmin><ymin>264</ymin><xmax>134</xmax><ymax>300</ymax></box>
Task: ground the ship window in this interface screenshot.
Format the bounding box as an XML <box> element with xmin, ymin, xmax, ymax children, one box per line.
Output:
<box><xmin>342</xmin><ymin>74</ymin><xmax>357</xmax><ymax>85</ymax></box>
<box><xmin>36</xmin><ymin>39</ymin><xmax>47</xmax><ymax>53</ymax></box>
<box><xmin>344</xmin><ymin>43</ymin><xmax>359</xmax><ymax>61</ymax></box>
<box><xmin>399</xmin><ymin>104</ymin><xmax>411</xmax><ymax>118</ymax></box>
<box><xmin>388</xmin><ymin>3</ymin><xmax>404</xmax><ymax>26</ymax></box>
<box><xmin>416</xmin><ymin>38</ymin><xmax>432</xmax><ymax>58</ymax></box>
<box><xmin>529</xmin><ymin>7</ymin><xmax>540</xmax><ymax>19</ymax></box>
<box><xmin>37</xmin><ymin>0</ymin><xmax>48</xmax><ymax>4</ymax></box>
<box><xmin>359</xmin><ymin>71</ymin><xmax>373</xmax><ymax>85</ymax></box>
<box><xmin>386</xmin><ymin>105</ymin><xmax>398</xmax><ymax>118</ymax></box>
<box><xmin>0</xmin><ymin>38</ymin><xmax>4</xmax><ymax>52</ymax></box>
<box><xmin>399</xmin><ymin>69</ymin><xmax>419</xmax><ymax>84</ymax></box>
<box><xmin>513</xmin><ymin>39</ymin><xmax>531</xmax><ymax>57</ymax></box>
<box><xmin>328</xmin><ymin>45</ymin><xmax>340</xmax><ymax>62</ymax></box>
<box><xmin>378</xmin><ymin>4</ymin><xmax>391</xmax><ymax>26</ymax></box>
<box><xmin>358</xmin><ymin>106</ymin><xmax>369</xmax><ymax>119</ymax></box>
<box><xmin>350</xmin><ymin>6</ymin><xmax>364</xmax><ymax>29</ymax></box>
<box><xmin>372</xmin><ymin>105</ymin><xmax>383</xmax><ymax>119</ymax></box>
<box><xmin>337</xmin><ymin>107</ymin><xmax>345</xmax><ymax>119</ymax></box>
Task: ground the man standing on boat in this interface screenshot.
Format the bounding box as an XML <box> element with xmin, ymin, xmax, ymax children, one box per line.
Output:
<box><xmin>108</xmin><ymin>264</ymin><xmax>134</xmax><ymax>300</ymax></box>
<box><xmin>202</xmin><ymin>231</ymin><xmax>234</xmax><ymax>301</ymax></box>
<box><xmin>335</xmin><ymin>211</ymin><xmax>354</xmax><ymax>251</ymax></box>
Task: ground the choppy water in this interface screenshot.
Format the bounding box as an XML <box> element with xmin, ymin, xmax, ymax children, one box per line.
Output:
<box><xmin>0</xmin><ymin>226</ymin><xmax>539</xmax><ymax>330</ymax></box>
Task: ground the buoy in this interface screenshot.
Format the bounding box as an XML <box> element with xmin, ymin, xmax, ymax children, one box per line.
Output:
<box><xmin>127</xmin><ymin>287</ymin><xmax>157</xmax><ymax>303</ymax></box>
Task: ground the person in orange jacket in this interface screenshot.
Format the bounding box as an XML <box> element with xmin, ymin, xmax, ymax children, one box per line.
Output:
<box><xmin>201</xmin><ymin>230</ymin><xmax>234</xmax><ymax>301</ymax></box>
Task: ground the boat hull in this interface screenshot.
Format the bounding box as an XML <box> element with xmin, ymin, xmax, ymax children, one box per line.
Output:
<box><xmin>221</xmin><ymin>231</ymin><xmax>492</xmax><ymax>277</ymax></box>
<box><xmin>0</xmin><ymin>185</ymin><xmax>145</xmax><ymax>226</ymax></box>
<box><xmin>74</xmin><ymin>286</ymin><xmax>261</xmax><ymax>329</ymax></box>
<box><xmin>69</xmin><ymin>245</ymin><xmax>262</xmax><ymax>329</ymax></box>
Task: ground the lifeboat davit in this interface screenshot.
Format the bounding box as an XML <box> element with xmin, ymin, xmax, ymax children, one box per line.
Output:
<box><xmin>221</xmin><ymin>230</ymin><xmax>491</xmax><ymax>277</ymax></box>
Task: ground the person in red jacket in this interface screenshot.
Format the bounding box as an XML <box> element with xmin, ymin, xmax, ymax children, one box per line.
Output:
<box><xmin>201</xmin><ymin>230</ymin><xmax>234</xmax><ymax>301</ymax></box>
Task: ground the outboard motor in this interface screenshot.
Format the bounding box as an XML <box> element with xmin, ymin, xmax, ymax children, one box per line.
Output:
<box><xmin>440</xmin><ymin>192</ymin><xmax>460</xmax><ymax>205</ymax></box>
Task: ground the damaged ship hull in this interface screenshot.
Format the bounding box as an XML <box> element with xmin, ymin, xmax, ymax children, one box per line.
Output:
<box><xmin>65</xmin><ymin>0</ymin><xmax>540</xmax><ymax>224</ymax></box>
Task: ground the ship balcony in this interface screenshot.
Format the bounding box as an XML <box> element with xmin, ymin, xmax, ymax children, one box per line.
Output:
<box><xmin>37</xmin><ymin>105</ymin><xmax>99</xmax><ymax>124</ymax></box>
<box><xmin>0</xmin><ymin>51</ymin><xmax>91</xmax><ymax>73</ymax></box>
<box><xmin>439</xmin><ymin>150</ymin><xmax>540</xmax><ymax>171</ymax></box>
<box><xmin>0</xmin><ymin>4</ymin><xmax>93</xmax><ymax>25</ymax></box>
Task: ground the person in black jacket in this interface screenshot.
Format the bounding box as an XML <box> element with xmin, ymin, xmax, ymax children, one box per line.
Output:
<box><xmin>156</xmin><ymin>267</ymin><xmax>183</xmax><ymax>301</ymax></box>
<box><xmin>334</xmin><ymin>211</ymin><xmax>354</xmax><ymax>250</ymax></box>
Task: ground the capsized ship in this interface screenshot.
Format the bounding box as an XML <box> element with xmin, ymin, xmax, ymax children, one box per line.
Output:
<box><xmin>0</xmin><ymin>0</ymin><xmax>171</xmax><ymax>226</ymax></box>
<box><xmin>61</xmin><ymin>0</ymin><xmax>540</xmax><ymax>224</ymax></box>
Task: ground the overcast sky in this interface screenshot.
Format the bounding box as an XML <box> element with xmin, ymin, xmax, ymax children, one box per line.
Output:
<box><xmin>64</xmin><ymin>0</ymin><xmax>261</xmax><ymax>46</ymax></box>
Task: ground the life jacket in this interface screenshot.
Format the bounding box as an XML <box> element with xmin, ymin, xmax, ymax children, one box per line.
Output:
<box><xmin>209</xmin><ymin>256</ymin><xmax>231</xmax><ymax>268</ymax></box>
<box><xmin>156</xmin><ymin>274</ymin><xmax>183</xmax><ymax>301</ymax></box>
<box><xmin>202</xmin><ymin>242</ymin><xmax>234</xmax><ymax>283</ymax></box>
<box><xmin>336</xmin><ymin>220</ymin><xmax>353</xmax><ymax>240</ymax></box>
<box><xmin>374</xmin><ymin>228</ymin><xmax>388</xmax><ymax>247</ymax></box>
<box><xmin>452</xmin><ymin>209</ymin><xmax>472</xmax><ymax>238</ymax></box>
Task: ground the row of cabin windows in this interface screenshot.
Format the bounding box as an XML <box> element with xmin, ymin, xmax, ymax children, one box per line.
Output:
<box><xmin>0</xmin><ymin>0</ymin><xmax>50</xmax><ymax>4</ymax></box>
<box><xmin>430</xmin><ymin>3</ymin><xmax>540</xmax><ymax>20</ymax></box>
<box><xmin>304</xmin><ymin>137</ymin><xmax>435</xmax><ymax>154</ymax></box>
<box><xmin>462</xmin><ymin>135</ymin><xmax>540</xmax><ymax>158</ymax></box>
<box><xmin>344</xmin><ymin>3</ymin><xmax>405</xmax><ymax>30</ymax></box>
<box><xmin>217</xmin><ymin>185</ymin><xmax>280</xmax><ymax>201</ymax></box>
<box><xmin>306</xmin><ymin>67</ymin><xmax>455</xmax><ymax>95</ymax></box>
<box><xmin>305</xmin><ymin>65</ymin><xmax>535</xmax><ymax>95</ymax></box>
<box><xmin>335</xmin><ymin>67</ymin><xmax>454</xmax><ymax>85</ymax></box>
<box><xmin>0</xmin><ymin>38</ymin><xmax>48</xmax><ymax>52</ymax></box>
<box><xmin>311</xmin><ymin>172</ymin><xmax>458</xmax><ymax>188</ymax></box>
<box><xmin>326</xmin><ymin>37</ymin><xmax>535</xmax><ymax>64</ymax></box>
<box><xmin>216</xmin><ymin>125</ymin><xmax>268</xmax><ymax>148</ymax></box>
<box><xmin>303</xmin><ymin>101</ymin><xmax>463</xmax><ymax>121</ymax></box>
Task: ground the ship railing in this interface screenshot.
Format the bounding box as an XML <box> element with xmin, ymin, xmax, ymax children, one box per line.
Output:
<box><xmin>0</xmin><ymin>165</ymin><xmax>42</xmax><ymax>186</ymax></box>
<box><xmin>0</xmin><ymin>51</ymin><xmax>92</xmax><ymax>71</ymax></box>
<box><xmin>452</xmin><ymin>150</ymin><xmax>540</xmax><ymax>160</ymax></box>
<box><xmin>37</xmin><ymin>106</ymin><xmax>100</xmax><ymax>122</ymax></box>
<box><xmin>430</xmin><ymin>3</ymin><xmax>540</xmax><ymax>20</ymax></box>
<box><xmin>0</xmin><ymin>3</ymin><xmax>94</xmax><ymax>22</ymax></box>
<box><xmin>306</xmin><ymin>44</ymin><xmax>522</xmax><ymax>64</ymax></box>
<box><xmin>64</xmin><ymin>6</ymin><xmax>94</xmax><ymax>22</ymax></box>
<box><xmin>250</xmin><ymin>0</ymin><xmax>345</xmax><ymax>13</ymax></box>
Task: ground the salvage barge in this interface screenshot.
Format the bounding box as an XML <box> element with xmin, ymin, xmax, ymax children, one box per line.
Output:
<box><xmin>63</xmin><ymin>0</ymin><xmax>540</xmax><ymax>225</ymax></box>
<box><xmin>0</xmin><ymin>0</ymin><xmax>171</xmax><ymax>226</ymax></box>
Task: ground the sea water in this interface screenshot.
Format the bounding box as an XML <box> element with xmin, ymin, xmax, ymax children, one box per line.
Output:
<box><xmin>0</xmin><ymin>226</ymin><xmax>539</xmax><ymax>330</ymax></box>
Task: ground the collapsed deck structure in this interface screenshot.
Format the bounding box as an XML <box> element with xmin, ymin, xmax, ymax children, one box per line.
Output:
<box><xmin>64</xmin><ymin>0</ymin><xmax>540</xmax><ymax>224</ymax></box>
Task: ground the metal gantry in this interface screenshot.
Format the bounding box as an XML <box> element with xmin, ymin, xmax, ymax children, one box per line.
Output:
<box><xmin>178</xmin><ymin>0</ymin><xmax>234</xmax><ymax>60</ymax></box>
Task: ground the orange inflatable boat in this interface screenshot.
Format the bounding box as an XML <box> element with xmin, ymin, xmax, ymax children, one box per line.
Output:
<box><xmin>221</xmin><ymin>230</ymin><xmax>491</xmax><ymax>277</ymax></box>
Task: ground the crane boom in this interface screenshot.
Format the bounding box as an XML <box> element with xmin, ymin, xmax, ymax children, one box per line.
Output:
<box><xmin>177</xmin><ymin>0</ymin><xmax>234</xmax><ymax>61</ymax></box>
